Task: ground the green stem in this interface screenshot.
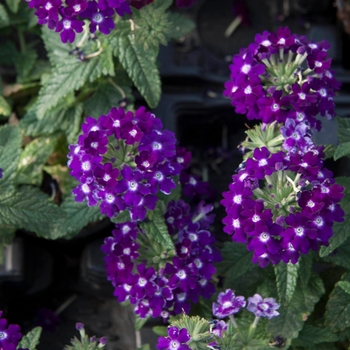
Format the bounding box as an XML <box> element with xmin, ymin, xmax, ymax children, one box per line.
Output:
<box><xmin>246</xmin><ymin>316</ymin><xmax>260</xmax><ymax>343</ymax></box>
<box><xmin>17</xmin><ymin>28</ymin><xmax>26</xmax><ymax>53</ymax></box>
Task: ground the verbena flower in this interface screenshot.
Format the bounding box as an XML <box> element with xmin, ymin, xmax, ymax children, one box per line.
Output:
<box><xmin>221</xmin><ymin>146</ymin><xmax>344</xmax><ymax>267</ymax></box>
<box><xmin>156</xmin><ymin>326</ymin><xmax>191</xmax><ymax>350</ymax></box>
<box><xmin>224</xmin><ymin>27</ymin><xmax>340</xmax><ymax>130</ymax></box>
<box><xmin>102</xmin><ymin>199</ymin><xmax>221</xmax><ymax>319</ymax></box>
<box><xmin>25</xmin><ymin>0</ymin><xmax>131</xmax><ymax>42</ymax></box>
<box><xmin>247</xmin><ymin>294</ymin><xmax>280</xmax><ymax>319</ymax></box>
<box><xmin>0</xmin><ymin>311</ymin><xmax>22</xmax><ymax>350</ymax></box>
<box><xmin>212</xmin><ymin>289</ymin><xmax>246</xmax><ymax>318</ymax></box>
<box><xmin>68</xmin><ymin>106</ymin><xmax>184</xmax><ymax>221</ymax></box>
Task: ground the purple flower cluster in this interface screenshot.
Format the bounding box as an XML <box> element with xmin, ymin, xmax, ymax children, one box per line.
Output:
<box><xmin>156</xmin><ymin>326</ymin><xmax>191</xmax><ymax>350</ymax></box>
<box><xmin>68</xmin><ymin>106</ymin><xmax>185</xmax><ymax>221</ymax></box>
<box><xmin>221</xmin><ymin>146</ymin><xmax>344</xmax><ymax>267</ymax></box>
<box><xmin>0</xmin><ymin>311</ymin><xmax>23</xmax><ymax>350</ymax></box>
<box><xmin>25</xmin><ymin>0</ymin><xmax>131</xmax><ymax>43</ymax></box>
<box><xmin>224</xmin><ymin>27</ymin><xmax>340</xmax><ymax>130</ymax></box>
<box><xmin>102</xmin><ymin>199</ymin><xmax>221</xmax><ymax>319</ymax></box>
<box><xmin>221</xmin><ymin>27</ymin><xmax>344</xmax><ymax>267</ymax></box>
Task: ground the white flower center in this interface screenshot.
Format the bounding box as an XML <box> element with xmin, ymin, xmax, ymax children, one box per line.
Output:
<box><xmin>319</xmin><ymin>88</ymin><xmax>327</xmax><ymax>97</ymax></box>
<box><xmin>244</xmin><ymin>85</ymin><xmax>252</xmax><ymax>94</ymax></box>
<box><xmin>129</xmin><ymin>129</ymin><xmax>137</xmax><ymax>137</ymax></box>
<box><xmin>91</xmin><ymin>142</ymin><xmax>98</xmax><ymax>149</ymax></box>
<box><xmin>82</xmin><ymin>161</ymin><xmax>91</xmax><ymax>171</ymax></box>
<box><xmin>45</xmin><ymin>2</ymin><xmax>53</xmax><ymax>10</ymax></box>
<box><xmin>189</xmin><ymin>177</ymin><xmax>197</xmax><ymax>185</ymax></box>
<box><xmin>106</xmin><ymin>194</ymin><xmax>115</xmax><ymax>203</ymax></box>
<box><xmin>233</xmin><ymin>219</ymin><xmax>240</xmax><ymax>228</ymax></box>
<box><xmin>241</xmin><ymin>64</ymin><xmax>251</xmax><ymax>74</ymax></box>
<box><xmin>103</xmin><ymin>173</ymin><xmax>111</xmax><ymax>181</ymax></box>
<box><xmin>73</xmin><ymin>4</ymin><xmax>81</xmax><ymax>11</ymax></box>
<box><xmin>123</xmin><ymin>247</ymin><xmax>131</xmax><ymax>255</ymax></box>
<box><xmin>82</xmin><ymin>183</ymin><xmax>90</xmax><ymax>193</ymax></box>
<box><xmin>259</xmin><ymin>159</ymin><xmax>267</xmax><ymax>166</ymax></box>
<box><xmin>222</xmin><ymin>301</ymin><xmax>232</xmax><ymax>308</ymax></box>
<box><xmin>177</xmin><ymin>157</ymin><xmax>184</xmax><ymax>163</ymax></box>
<box><xmin>177</xmin><ymin>270</ymin><xmax>186</xmax><ymax>279</ymax></box>
<box><xmin>278</xmin><ymin>38</ymin><xmax>286</xmax><ymax>45</ymax></box>
<box><xmin>315</xmin><ymin>61</ymin><xmax>322</xmax><ymax>67</ymax></box>
<box><xmin>261</xmin><ymin>40</ymin><xmax>271</xmax><ymax>47</ymax></box>
<box><xmin>295</xmin><ymin>227</ymin><xmax>304</xmax><ymax>236</ymax></box>
<box><xmin>314</xmin><ymin>217</ymin><xmax>323</xmax><ymax>227</ymax></box>
<box><xmin>128</xmin><ymin>181</ymin><xmax>137</xmax><ymax>190</ymax></box>
<box><xmin>298</xmin><ymin>93</ymin><xmax>306</xmax><ymax>100</ymax></box>
<box><xmin>63</xmin><ymin>20</ymin><xmax>71</xmax><ymax>29</ymax></box>
<box><xmin>113</xmin><ymin>120</ymin><xmax>120</xmax><ymax>127</ymax></box>
<box><xmin>231</xmin><ymin>85</ymin><xmax>238</xmax><ymax>93</ymax></box>
<box><xmin>138</xmin><ymin>277</ymin><xmax>147</xmax><ymax>287</ymax></box>
<box><xmin>271</xmin><ymin>103</ymin><xmax>279</xmax><ymax>111</ymax></box>
<box><xmin>307</xmin><ymin>200</ymin><xmax>315</xmax><ymax>208</ymax></box>
<box><xmin>233</xmin><ymin>195</ymin><xmax>242</xmax><ymax>204</ymax></box>
<box><xmin>260</xmin><ymin>232</ymin><xmax>269</xmax><ymax>242</ymax></box>
<box><xmin>93</xmin><ymin>13</ymin><xmax>103</xmax><ymax>23</ymax></box>
<box><xmin>252</xmin><ymin>214</ymin><xmax>260</xmax><ymax>223</ymax></box>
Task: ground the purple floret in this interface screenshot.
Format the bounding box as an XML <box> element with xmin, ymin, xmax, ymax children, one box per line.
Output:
<box><xmin>0</xmin><ymin>311</ymin><xmax>23</xmax><ymax>350</ymax></box>
<box><xmin>212</xmin><ymin>289</ymin><xmax>246</xmax><ymax>318</ymax></box>
<box><xmin>156</xmin><ymin>326</ymin><xmax>191</xmax><ymax>350</ymax></box>
<box><xmin>247</xmin><ymin>294</ymin><xmax>280</xmax><ymax>319</ymax></box>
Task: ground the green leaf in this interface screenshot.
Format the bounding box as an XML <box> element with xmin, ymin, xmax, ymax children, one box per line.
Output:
<box><xmin>0</xmin><ymin>187</ymin><xmax>65</xmax><ymax>237</ymax></box>
<box><xmin>137</xmin><ymin>345</ymin><xmax>151</xmax><ymax>350</ymax></box>
<box><xmin>0</xmin><ymin>125</ymin><xmax>22</xmax><ymax>186</ymax></box>
<box><xmin>140</xmin><ymin>204</ymin><xmax>175</xmax><ymax>251</ymax></box>
<box><xmin>298</xmin><ymin>253</ymin><xmax>313</xmax><ymax>287</ymax></box>
<box><xmin>267</xmin><ymin>274</ymin><xmax>324</xmax><ymax>340</ymax></box>
<box><xmin>21</xmin><ymin>102</ymin><xmax>83</xmax><ymax>141</ymax></box>
<box><xmin>16</xmin><ymin>136</ymin><xmax>58</xmax><ymax>186</ymax></box>
<box><xmin>18</xmin><ymin>327</ymin><xmax>42</xmax><ymax>350</ymax></box>
<box><xmin>135</xmin><ymin>315</ymin><xmax>149</xmax><ymax>331</ymax></box>
<box><xmin>338</xmin><ymin>281</ymin><xmax>350</xmax><ymax>294</ymax></box>
<box><xmin>0</xmin><ymin>96</ymin><xmax>11</xmax><ymax>117</ymax></box>
<box><xmin>152</xmin><ymin>326</ymin><xmax>168</xmax><ymax>336</ymax></box>
<box><xmin>292</xmin><ymin>325</ymin><xmax>339</xmax><ymax>347</ymax></box>
<box><xmin>323</xmin><ymin>144</ymin><xmax>336</xmax><ymax>160</ymax></box>
<box><xmin>166</xmin><ymin>12</ymin><xmax>195</xmax><ymax>40</ymax></box>
<box><xmin>111</xmin><ymin>210</ymin><xmax>131</xmax><ymax>224</ymax></box>
<box><xmin>320</xmin><ymin>177</ymin><xmax>350</xmax><ymax>257</ymax></box>
<box><xmin>113</xmin><ymin>26</ymin><xmax>161</xmax><ymax>109</ymax></box>
<box><xmin>35</xmin><ymin>29</ymin><xmax>115</xmax><ymax>119</ymax></box>
<box><xmin>5</xmin><ymin>0</ymin><xmax>20</xmax><ymax>13</ymax></box>
<box><xmin>14</xmin><ymin>50</ymin><xmax>38</xmax><ymax>83</ymax></box>
<box><xmin>274</xmin><ymin>262</ymin><xmax>299</xmax><ymax>305</ymax></box>
<box><xmin>216</xmin><ymin>242</ymin><xmax>256</xmax><ymax>288</ymax></box>
<box><xmin>0</xmin><ymin>5</ymin><xmax>9</xmax><ymax>27</ymax></box>
<box><xmin>50</xmin><ymin>195</ymin><xmax>105</xmax><ymax>239</ymax></box>
<box><xmin>83</xmin><ymin>79</ymin><xmax>132</xmax><ymax>119</ymax></box>
<box><xmin>334</xmin><ymin>141</ymin><xmax>350</xmax><ymax>160</ymax></box>
<box><xmin>336</xmin><ymin>116</ymin><xmax>350</xmax><ymax>143</ymax></box>
<box><xmin>325</xmin><ymin>273</ymin><xmax>350</xmax><ymax>332</ymax></box>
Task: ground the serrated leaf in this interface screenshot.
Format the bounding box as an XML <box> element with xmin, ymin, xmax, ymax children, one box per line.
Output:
<box><xmin>325</xmin><ymin>273</ymin><xmax>350</xmax><ymax>332</ymax></box>
<box><xmin>150</xmin><ymin>0</ymin><xmax>172</xmax><ymax>11</ymax></box>
<box><xmin>21</xmin><ymin>102</ymin><xmax>83</xmax><ymax>140</ymax></box>
<box><xmin>338</xmin><ymin>281</ymin><xmax>350</xmax><ymax>294</ymax></box>
<box><xmin>336</xmin><ymin>116</ymin><xmax>350</xmax><ymax>143</ymax></box>
<box><xmin>83</xmin><ymin>79</ymin><xmax>132</xmax><ymax>119</ymax></box>
<box><xmin>111</xmin><ymin>210</ymin><xmax>131</xmax><ymax>224</ymax></box>
<box><xmin>216</xmin><ymin>242</ymin><xmax>256</xmax><ymax>288</ymax></box>
<box><xmin>292</xmin><ymin>325</ymin><xmax>339</xmax><ymax>347</ymax></box>
<box><xmin>5</xmin><ymin>0</ymin><xmax>20</xmax><ymax>13</ymax></box>
<box><xmin>0</xmin><ymin>187</ymin><xmax>65</xmax><ymax>237</ymax></box>
<box><xmin>267</xmin><ymin>274</ymin><xmax>324</xmax><ymax>340</ymax></box>
<box><xmin>35</xmin><ymin>29</ymin><xmax>114</xmax><ymax>119</ymax></box>
<box><xmin>166</xmin><ymin>12</ymin><xmax>195</xmax><ymax>40</ymax></box>
<box><xmin>298</xmin><ymin>253</ymin><xmax>313</xmax><ymax>287</ymax></box>
<box><xmin>113</xmin><ymin>28</ymin><xmax>161</xmax><ymax>108</ymax></box>
<box><xmin>18</xmin><ymin>327</ymin><xmax>42</xmax><ymax>350</ymax></box>
<box><xmin>14</xmin><ymin>50</ymin><xmax>38</xmax><ymax>83</ymax></box>
<box><xmin>334</xmin><ymin>141</ymin><xmax>350</xmax><ymax>160</ymax></box>
<box><xmin>50</xmin><ymin>195</ymin><xmax>105</xmax><ymax>239</ymax></box>
<box><xmin>274</xmin><ymin>262</ymin><xmax>299</xmax><ymax>305</ymax></box>
<box><xmin>16</xmin><ymin>136</ymin><xmax>58</xmax><ymax>186</ymax></box>
<box><xmin>0</xmin><ymin>96</ymin><xmax>11</xmax><ymax>117</ymax></box>
<box><xmin>323</xmin><ymin>144</ymin><xmax>336</xmax><ymax>160</ymax></box>
<box><xmin>140</xmin><ymin>205</ymin><xmax>175</xmax><ymax>251</ymax></box>
<box><xmin>320</xmin><ymin>177</ymin><xmax>350</xmax><ymax>257</ymax></box>
<box><xmin>0</xmin><ymin>5</ymin><xmax>9</xmax><ymax>27</ymax></box>
<box><xmin>0</xmin><ymin>125</ymin><xmax>22</xmax><ymax>186</ymax></box>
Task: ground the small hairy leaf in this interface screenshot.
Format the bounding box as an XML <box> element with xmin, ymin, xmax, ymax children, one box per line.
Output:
<box><xmin>325</xmin><ymin>273</ymin><xmax>350</xmax><ymax>332</ymax></box>
<box><xmin>140</xmin><ymin>205</ymin><xmax>175</xmax><ymax>251</ymax></box>
<box><xmin>0</xmin><ymin>4</ymin><xmax>9</xmax><ymax>27</ymax></box>
<box><xmin>323</xmin><ymin>144</ymin><xmax>336</xmax><ymax>160</ymax></box>
<box><xmin>334</xmin><ymin>141</ymin><xmax>350</xmax><ymax>160</ymax></box>
<box><xmin>50</xmin><ymin>195</ymin><xmax>105</xmax><ymax>239</ymax></box>
<box><xmin>338</xmin><ymin>281</ymin><xmax>350</xmax><ymax>294</ymax></box>
<box><xmin>18</xmin><ymin>327</ymin><xmax>42</xmax><ymax>350</ymax></box>
<box><xmin>111</xmin><ymin>210</ymin><xmax>131</xmax><ymax>224</ymax></box>
<box><xmin>292</xmin><ymin>325</ymin><xmax>339</xmax><ymax>347</ymax></box>
<box><xmin>135</xmin><ymin>315</ymin><xmax>150</xmax><ymax>331</ymax></box>
<box><xmin>0</xmin><ymin>187</ymin><xmax>65</xmax><ymax>237</ymax></box>
<box><xmin>16</xmin><ymin>136</ymin><xmax>58</xmax><ymax>186</ymax></box>
<box><xmin>0</xmin><ymin>125</ymin><xmax>22</xmax><ymax>186</ymax></box>
<box><xmin>166</xmin><ymin>12</ymin><xmax>195</xmax><ymax>40</ymax></box>
<box><xmin>14</xmin><ymin>50</ymin><xmax>38</xmax><ymax>83</ymax></box>
<box><xmin>216</xmin><ymin>242</ymin><xmax>256</xmax><ymax>288</ymax></box>
<box><xmin>5</xmin><ymin>0</ymin><xmax>20</xmax><ymax>13</ymax></box>
<box><xmin>267</xmin><ymin>274</ymin><xmax>324</xmax><ymax>340</ymax></box>
<box><xmin>113</xmin><ymin>27</ymin><xmax>161</xmax><ymax>108</ymax></box>
<box><xmin>0</xmin><ymin>96</ymin><xmax>11</xmax><ymax>117</ymax></box>
<box><xmin>274</xmin><ymin>262</ymin><xmax>299</xmax><ymax>305</ymax></box>
<box><xmin>320</xmin><ymin>177</ymin><xmax>350</xmax><ymax>257</ymax></box>
<box><xmin>336</xmin><ymin>116</ymin><xmax>350</xmax><ymax>143</ymax></box>
<box><xmin>152</xmin><ymin>326</ymin><xmax>168</xmax><ymax>336</ymax></box>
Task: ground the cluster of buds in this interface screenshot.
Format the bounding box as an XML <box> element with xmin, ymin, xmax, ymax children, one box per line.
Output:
<box><xmin>221</xmin><ymin>27</ymin><xmax>345</xmax><ymax>267</ymax></box>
